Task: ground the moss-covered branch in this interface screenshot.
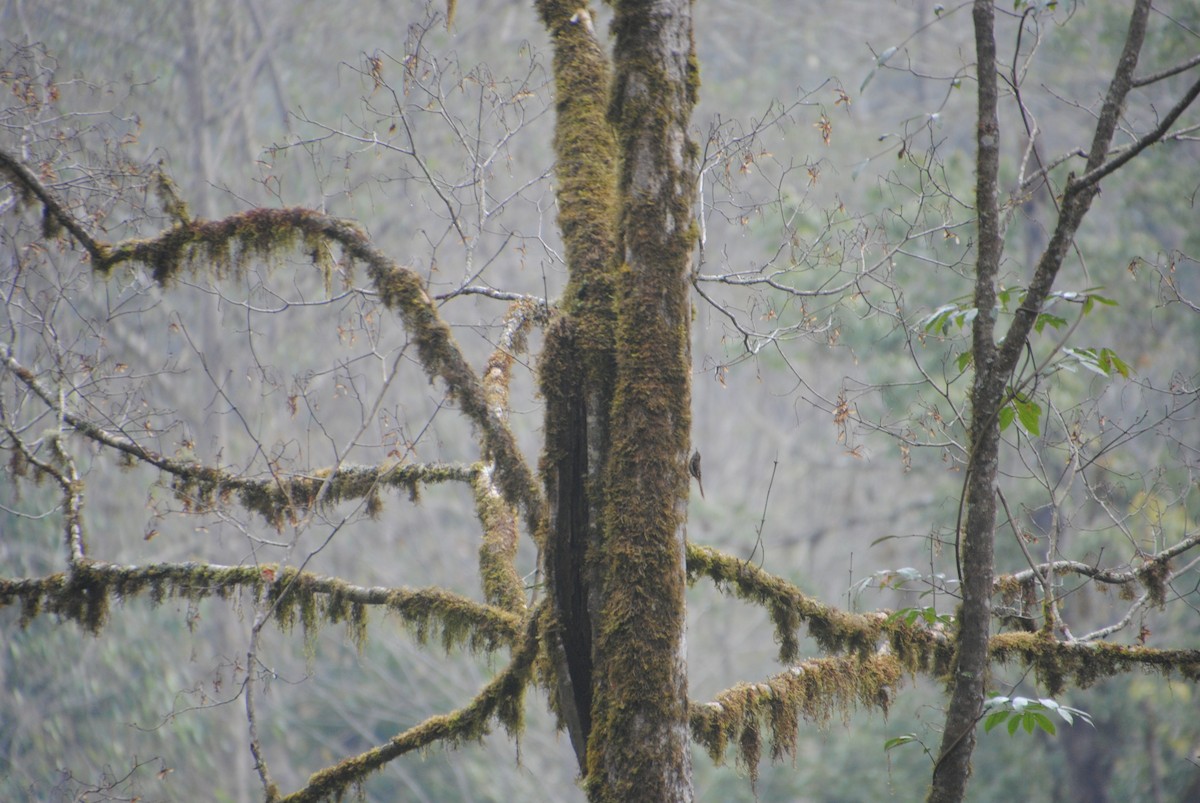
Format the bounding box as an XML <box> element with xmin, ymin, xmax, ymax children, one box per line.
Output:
<box><xmin>472</xmin><ymin>298</ymin><xmax>544</xmax><ymax>614</ymax></box>
<box><xmin>690</xmin><ymin>653</ymin><xmax>903</xmax><ymax>785</ymax></box>
<box><xmin>172</xmin><ymin>461</ymin><xmax>476</xmax><ymax>530</ymax></box>
<box><xmin>990</xmin><ymin>632</ymin><xmax>1200</xmax><ymax>696</ymax></box>
<box><xmin>690</xmin><ymin>542</ymin><xmax>1200</xmax><ymax>696</ymax></box>
<box><xmin>278</xmin><ymin>601</ymin><xmax>544</xmax><ymax>803</ymax></box>
<box><xmin>0</xmin><ymin>561</ymin><xmax>522</xmax><ymax>654</ymax></box>
<box><xmin>0</xmin><ymin>152</ymin><xmax>546</xmax><ymax>541</ymax></box>
<box><xmin>687</xmin><ymin>543</ymin><xmax>951</xmax><ymax>673</ymax></box>
<box><xmin>2</xmin><ymin>351</ymin><xmax>478</xmax><ymax>527</ymax></box>
<box><xmin>996</xmin><ymin>529</ymin><xmax>1198</xmax><ymax>609</ymax></box>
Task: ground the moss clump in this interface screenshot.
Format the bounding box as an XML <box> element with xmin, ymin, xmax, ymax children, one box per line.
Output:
<box><xmin>691</xmin><ymin>654</ymin><xmax>903</xmax><ymax>786</ymax></box>
<box><xmin>989</xmin><ymin>631</ymin><xmax>1200</xmax><ymax>695</ymax></box>
<box><xmin>280</xmin><ymin>603</ymin><xmax>545</xmax><ymax>803</ymax></box>
<box><xmin>473</xmin><ymin>465</ymin><xmax>526</xmax><ymax>614</ymax></box>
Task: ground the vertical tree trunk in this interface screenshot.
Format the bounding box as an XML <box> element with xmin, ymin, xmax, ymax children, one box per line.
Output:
<box><xmin>930</xmin><ymin>3</ymin><xmax>1154</xmax><ymax>800</ymax></box>
<box><xmin>585</xmin><ymin>1</ymin><xmax>699</xmax><ymax>800</ymax></box>
<box><xmin>536</xmin><ymin>0</ymin><xmax>619</xmax><ymax>771</ymax></box>
<box><xmin>927</xmin><ymin>7</ymin><xmax>1002</xmax><ymax>802</ymax></box>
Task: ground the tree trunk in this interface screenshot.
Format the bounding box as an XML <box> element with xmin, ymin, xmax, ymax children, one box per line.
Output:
<box><xmin>927</xmin><ymin>8</ymin><xmax>1003</xmax><ymax>801</ymax></box>
<box><xmin>536</xmin><ymin>0</ymin><xmax>619</xmax><ymax>772</ymax></box>
<box><xmin>930</xmin><ymin>3</ymin><xmax>1155</xmax><ymax>800</ymax></box>
<box><xmin>584</xmin><ymin>1</ymin><xmax>699</xmax><ymax>800</ymax></box>
<box><xmin>538</xmin><ymin>2</ymin><xmax>698</xmax><ymax>797</ymax></box>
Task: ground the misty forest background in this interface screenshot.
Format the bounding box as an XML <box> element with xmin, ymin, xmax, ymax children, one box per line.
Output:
<box><xmin>3</xmin><ymin>1</ymin><xmax>1200</xmax><ymax>800</ymax></box>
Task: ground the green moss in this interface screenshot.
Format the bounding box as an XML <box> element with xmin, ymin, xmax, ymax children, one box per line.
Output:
<box><xmin>385</xmin><ymin>587</ymin><xmax>522</xmax><ymax>654</ymax></box>
<box><xmin>1140</xmin><ymin>559</ymin><xmax>1170</xmax><ymax>607</ymax></box>
<box><xmin>98</xmin><ymin>207</ymin><xmax>337</xmax><ymax>288</ymax></box>
<box><xmin>278</xmin><ymin>603</ymin><xmax>545</xmax><ymax>803</ymax></box>
<box><xmin>533</xmin><ymin>1</ymin><xmax>624</xmax><ymax>773</ymax></box>
<box><xmin>168</xmin><ymin>461</ymin><xmax>472</xmax><ymax>531</ymax></box>
<box><xmin>580</xmin><ymin>3</ymin><xmax>702</xmax><ymax>796</ymax></box>
<box><xmin>472</xmin><ymin>464</ymin><xmax>526</xmax><ymax>614</ymax></box>
<box><xmin>690</xmin><ymin>654</ymin><xmax>903</xmax><ymax>786</ymax></box>
<box><xmin>989</xmin><ymin>631</ymin><xmax>1200</xmax><ymax>695</ymax></box>
<box><xmin>475</xmin><ymin>299</ymin><xmax>539</xmax><ymax>615</ymax></box>
<box><xmin>0</xmin><ymin>560</ymin><xmax>527</xmax><ymax>674</ymax></box>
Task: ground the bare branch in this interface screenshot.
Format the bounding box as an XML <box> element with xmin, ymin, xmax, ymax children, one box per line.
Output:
<box><xmin>1073</xmin><ymin>75</ymin><xmax>1200</xmax><ymax>191</ymax></box>
<box><xmin>0</xmin><ymin>148</ymin><xmax>106</xmax><ymax>258</ymax></box>
<box><xmin>1133</xmin><ymin>52</ymin><xmax>1200</xmax><ymax>87</ymax></box>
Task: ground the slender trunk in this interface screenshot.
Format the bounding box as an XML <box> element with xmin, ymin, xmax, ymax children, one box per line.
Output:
<box><xmin>927</xmin><ymin>8</ymin><xmax>1002</xmax><ymax>802</ymax></box>
<box><xmin>930</xmin><ymin>3</ymin><xmax>1155</xmax><ymax>800</ymax></box>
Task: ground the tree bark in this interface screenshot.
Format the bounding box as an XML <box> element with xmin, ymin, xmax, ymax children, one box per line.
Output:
<box><xmin>584</xmin><ymin>1</ymin><xmax>699</xmax><ymax>800</ymax></box>
<box><xmin>536</xmin><ymin>0</ymin><xmax>619</xmax><ymax>772</ymax></box>
<box><xmin>930</xmin><ymin>3</ymin><xmax>1155</xmax><ymax>800</ymax></box>
<box><xmin>927</xmin><ymin>6</ymin><xmax>1003</xmax><ymax>802</ymax></box>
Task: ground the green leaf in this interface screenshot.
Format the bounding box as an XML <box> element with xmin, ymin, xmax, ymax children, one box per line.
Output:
<box><xmin>921</xmin><ymin>304</ymin><xmax>957</xmax><ymax>334</ymax></box>
<box><xmin>955</xmin><ymin>350</ymin><xmax>974</xmax><ymax>372</ymax></box>
<box><xmin>998</xmin><ymin>405</ymin><xmax>1015</xmax><ymax>432</ymax></box>
<box><xmin>884</xmin><ymin>734</ymin><xmax>918</xmax><ymax>751</ymax></box>
<box><xmin>982</xmin><ymin>693</ymin><xmax>1092</xmax><ymax>738</ymax></box>
<box><xmin>1084</xmin><ymin>293</ymin><xmax>1118</xmax><ymax>315</ymax></box>
<box><xmin>1099</xmin><ymin>348</ymin><xmax>1131</xmax><ymax>378</ymax></box>
<box><xmin>1015</xmin><ymin>396</ymin><xmax>1041</xmax><ymax>436</ymax></box>
<box><xmin>1034</xmin><ymin>313</ymin><xmax>1067</xmax><ymax>333</ymax></box>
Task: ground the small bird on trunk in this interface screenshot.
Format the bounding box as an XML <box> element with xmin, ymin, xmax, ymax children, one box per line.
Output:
<box><xmin>689</xmin><ymin>450</ymin><xmax>704</xmax><ymax>499</ymax></box>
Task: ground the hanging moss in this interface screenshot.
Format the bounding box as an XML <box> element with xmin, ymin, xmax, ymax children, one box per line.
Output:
<box><xmin>690</xmin><ymin>654</ymin><xmax>904</xmax><ymax>786</ymax></box>
<box><xmin>97</xmin><ymin>206</ymin><xmax>339</xmax><ymax>288</ymax></box>
<box><xmin>1139</xmin><ymin>559</ymin><xmax>1170</xmax><ymax>607</ymax></box>
<box><xmin>0</xmin><ymin>561</ymin><xmax>523</xmax><ymax>665</ymax></box>
<box><xmin>279</xmin><ymin>603</ymin><xmax>545</xmax><ymax>803</ymax></box>
<box><xmin>989</xmin><ymin>631</ymin><xmax>1200</xmax><ymax>695</ymax></box>
<box><xmin>385</xmin><ymin>586</ymin><xmax>522</xmax><ymax>654</ymax></box>
<box><xmin>169</xmin><ymin>461</ymin><xmax>474</xmax><ymax>530</ymax></box>
<box><xmin>0</xmin><ymin>560</ymin><xmax>264</xmax><ymax>633</ymax></box>
<box><xmin>59</xmin><ymin>563</ymin><xmax>109</xmax><ymax>634</ymax></box>
<box><xmin>687</xmin><ymin>544</ymin><xmax>946</xmax><ymax>665</ymax></box>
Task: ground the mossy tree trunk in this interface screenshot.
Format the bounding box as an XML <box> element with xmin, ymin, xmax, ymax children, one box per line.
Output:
<box><xmin>590</xmin><ymin>1</ymin><xmax>697</xmax><ymax>799</ymax></box>
<box><xmin>536</xmin><ymin>0</ymin><xmax>619</xmax><ymax>772</ymax></box>
<box><xmin>538</xmin><ymin>1</ymin><xmax>698</xmax><ymax>800</ymax></box>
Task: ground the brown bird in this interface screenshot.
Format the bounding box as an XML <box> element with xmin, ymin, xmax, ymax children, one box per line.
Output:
<box><xmin>689</xmin><ymin>450</ymin><xmax>704</xmax><ymax>499</ymax></box>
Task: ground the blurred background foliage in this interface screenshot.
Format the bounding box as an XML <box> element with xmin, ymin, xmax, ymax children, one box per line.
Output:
<box><xmin>2</xmin><ymin>1</ymin><xmax>1198</xmax><ymax>800</ymax></box>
